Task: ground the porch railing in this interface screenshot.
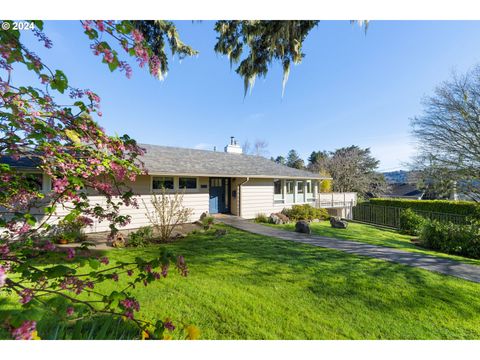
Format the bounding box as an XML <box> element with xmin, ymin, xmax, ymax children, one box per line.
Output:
<box><xmin>315</xmin><ymin>193</ymin><xmax>357</xmax><ymax>209</ymax></box>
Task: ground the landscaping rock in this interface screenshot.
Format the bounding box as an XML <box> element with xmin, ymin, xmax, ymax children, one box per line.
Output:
<box><xmin>295</xmin><ymin>220</ymin><xmax>311</xmax><ymax>234</ymax></box>
<box><xmin>269</xmin><ymin>213</ymin><xmax>283</xmax><ymax>225</ymax></box>
<box><xmin>276</xmin><ymin>213</ymin><xmax>290</xmax><ymax>223</ymax></box>
<box><xmin>330</xmin><ymin>216</ymin><xmax>348</xmax><ymax>229</ymax></box>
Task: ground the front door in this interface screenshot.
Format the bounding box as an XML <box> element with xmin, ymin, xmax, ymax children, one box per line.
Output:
<box><xmin>209</xmin><ymin>178</ymin><xmax>230</xmax><ymax>214</ymax></box>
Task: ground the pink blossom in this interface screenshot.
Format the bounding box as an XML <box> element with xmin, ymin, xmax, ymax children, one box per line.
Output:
<box><xmin>0</xmin><ymin>266</ymin><xmax>7</xmax><ymax>287</ymax></box>
<box><xmin>131</xmin><ymin>29</ymin><xmax>144</xmax><ymax>43</ymax></box>
<box><xmin>66</xmin><ymin>307</ymin><xmax>74</xmax><ymax>316</ymax></box>
<box><xmin>100</xmin><ymin>256</ymin><xmax>109</xmax><ymax>265</ymax></box>
<box><xmin>111</xmin><ymin>273</ymin><xmax>119</xmax><ymax>282</ymax></box>
<box><xmin>66</xmin><ymin>248</ymin><xmax>75</xmax><ymax>260</ymax></box>
<box><xmin>43</xmin><ymin>241</ymin><xmax>56</xmax><ymax>252</ymax></box>
<box><xmin>95</xmin><ymin>21</ymin><xmax>105</xmax><ymax>32</ymax></box>
<box><xmin>52</xmin><ymin>177</ymin><xmax>69</xmax><ymax>193</ymax></box>
<box><xmin>11</xmin><ymin>320</ymin><xmax>37</xmax><ymax>340</ymax></box>
<box><xmin>19</xmin><ymin>288</ymin><xmax>34</xmax><ymax>304</ymax></box>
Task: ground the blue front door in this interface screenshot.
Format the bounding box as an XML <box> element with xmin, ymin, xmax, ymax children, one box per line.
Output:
<box><xmin>209</xmin><ymin>178</ymin><xmax>229</xmax><ymax>214</ymax></box>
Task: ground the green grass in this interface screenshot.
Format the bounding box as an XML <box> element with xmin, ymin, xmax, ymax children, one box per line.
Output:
<box><xmin>263</xmin><ymin>220</ymin><xmax>480</xmax><ymax>266</ymax></box>
<box><xmin>3</xmin><ymin>225</ymin><xmax>480</xmax><ymax>339</ymax></box>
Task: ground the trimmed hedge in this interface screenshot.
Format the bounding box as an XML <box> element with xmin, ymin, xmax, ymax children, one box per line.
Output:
<box><xmin>369</xmin><ymin>198</ymin><xmax>479</xmax><ymax>217</ymax></box>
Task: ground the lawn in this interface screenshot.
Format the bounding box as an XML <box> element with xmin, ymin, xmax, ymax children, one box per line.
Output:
<box><xmin>263</xmin><ymin>220</ymin><xmax>480</xmax><ymax>266</ymax></box>
<box><xmin>2</xmin><ymin>225</ymin><xmax>480</xmax><ymax>339</ymax></box>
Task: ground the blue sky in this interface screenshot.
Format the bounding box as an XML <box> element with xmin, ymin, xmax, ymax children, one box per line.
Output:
<box><xmin>14</xmin><ymin>20</ymin><xmax>480</xmax><ymax>171</ymax></box>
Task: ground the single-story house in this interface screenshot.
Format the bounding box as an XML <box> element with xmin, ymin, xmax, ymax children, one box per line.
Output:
<box><xmin>2</xmin><ymin>138</ymin><xmax>357</xmax><ymax>233</ymax></box>
<box><xmin>383</xmin><ymin>183</ymin><xmax>425</xmax><ymax>200</ymax></box>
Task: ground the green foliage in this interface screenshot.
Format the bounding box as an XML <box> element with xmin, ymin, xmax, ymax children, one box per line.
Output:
<box><xmin>420</xmin><ymin>220</ymin><xmax>480</xmax><ymax>259</ymax></box>
<box><xmin>282</xmin><ymin>204</ymin><xmax>328</xmax><ymax>221</ymax></box>
<box><xmin>126</xmin><ymin>226</ymin><xmax>154</xmax><ymax>247</ymax></box>
<box><xmin>370</xmin><ymin>198</ymin><xmax>479</xmax><ymax>217</ymax></box>
<box><xmin>201</xmin><ymin>216</ymin><xmax>215</xmax><ymax>230</ymax></box>
<box><xmin>399</xmin><ymin>208</ymin><xmax>426</xmax><ymax>236</ymax></box>
<box><xmin>53</xmin><ymin>217</ymin><xmax>87</xmax><ymax>243</ymax></box>
<box><xmin>254</xmin><ymin>213</ymin><xmax>269</xmax><ymax>223</ymax></box>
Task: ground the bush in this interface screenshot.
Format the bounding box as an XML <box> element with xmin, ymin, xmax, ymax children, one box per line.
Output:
<box><xmin>369</xmin><ymin>198</ymin><xmax>479</xmax><ymax>217</ymax></box>
<box><xmin>255</xmin><ymin>213</ymin><xmax>269</xmax><ymax>223</ymax></box>
<box><xmin>126</xmin><ymin>226</ymin><xmax>154</xmax><ymax>247</ymax></box>
<box><xmin>53</xmin><ymin>217</ymin><xmax>88</xmax><ymax>243</ymax></box>
<box><xmin>399</xmin><ymin>208</ymin><xmax>426</xmax><ymax>236</ymax></box>
<box><xmin>282</xmin><ymin>204</ymin><xmax>329</xmax><ymax>221</ymax></box>
<box><xmin>201</xmin><ymin>216</ymin><xmax>215</xmax><ymax>230</ymax></box>
<box><xmin>419</xmin><ymin>220</ymin><xmax>480</xmax><ymax>259</ymax></box>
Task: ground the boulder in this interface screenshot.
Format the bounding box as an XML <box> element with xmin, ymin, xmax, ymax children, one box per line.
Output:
<box><xmin>295</xmin><ymin>220</ymin><xmax>311</xmax><ymax>234</ymax></box>
<box><xmin>330</xmin><ymin>216</ymin><xmax>348</xmax><ymax>229</ymax></box>
<box><xmin>276</xmin><ymin>213</ymin><xmax>290</xmax><ymax>223</ymax></box>
<box><xmin>269</xmin><ymin>213</ymin><xmax>283</xmax><ymax>225</ymax></box>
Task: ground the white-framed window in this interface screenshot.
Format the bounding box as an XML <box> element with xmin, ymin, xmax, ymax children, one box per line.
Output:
<box><xmin>24</xmin><ymin>173</ymin><xmax>43</xmax><ymax>191</ymax></box>
<box><xmin>274</xmin><ymin>179</ymin><xmax>284</xmax><ymax>203</ymax></box>
<box><xmin>274</xmin><ymin>179</ymin><xmax>282</xmax><ymax>195</ymax></box>
<box><xmin>179</xmin><ymin>177</ymin><xmax>197</xmax><ymax>190</ymax></box>
<box><xmin>286</xmin><ymin>180</ymin><xmax>294</xmax><ymax>194</ymax></box>
<box><xmin>152</xmin><ymin>176</ymin><xmax>174</xmax><ymax>190</ymax></box>
<box><xmin>306</xmin><ymin>180</ymin><xmax>312</xmax><ymax>194</ymax></box>
<box><xmin>297</xmin><ymin>181</ymin><xmax>304</xmax><ymax>194</ymax></box>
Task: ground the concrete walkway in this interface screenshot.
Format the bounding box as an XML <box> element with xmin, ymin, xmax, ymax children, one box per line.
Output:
<box><xmin>217</xmin><ymin>216</ymin><xmax>480</xmax><ymax>283</ymax></box>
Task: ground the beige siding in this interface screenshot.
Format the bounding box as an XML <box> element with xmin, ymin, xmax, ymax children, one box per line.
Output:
<box><xmin>38</xmin><ymin>175</ymin><xmax>209</xmax><ymax>233</ymax></box>
<box><xmin>240</xmin><ymin>178</ymin><xmax>275</xmax><ymax>219</ymax></box>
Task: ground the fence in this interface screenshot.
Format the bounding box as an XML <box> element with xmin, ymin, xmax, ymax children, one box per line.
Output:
<box><xmin>352</xmin><ymin>203</ymin><xmax>468</xmax><ymax>228</ymax></box>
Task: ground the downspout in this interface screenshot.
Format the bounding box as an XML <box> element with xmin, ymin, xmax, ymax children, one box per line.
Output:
<box><xmin>237</xmin><ymin>177</ymin><xmax>250</xmax><ymax>217</ymax></box>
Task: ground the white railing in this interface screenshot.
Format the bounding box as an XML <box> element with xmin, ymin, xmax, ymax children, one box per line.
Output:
<box><xmin>315</xmin><ymin>192</ymin><xmax>357</xmax><ymax>208</ymax></box>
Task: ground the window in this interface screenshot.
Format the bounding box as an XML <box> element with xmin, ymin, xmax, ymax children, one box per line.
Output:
<box><xmin>286</xmin><ymin>180</ymin><xmax>294</xmax><ymax>194</ymax></box>
<box><xmin>179</xmin><ymin>177</ymin><xmax>197</xmax><ymax>189</ymax></box>
<box><xmin>152</xmin><ymin>176</ymin><xmax>174</xmax><ymax>190</ymax></box>
<box><xmin>25</xmin><ymin>173</ymin><xmax>43</xmax><ymax>191</ymax></box>
<box><xmin>297</xmin><ymin>181</ymin><xmax>304</xmax><ymax>194</ymax></box>
<box><xmin>274</xmin><ymin>179</ymin><xmax>282</xmax><ymax>195</ymax></box>
<box><xmin>306</xmin><ymin>181</ymin><xmax>312</xmax><ymax>193</ymax></box>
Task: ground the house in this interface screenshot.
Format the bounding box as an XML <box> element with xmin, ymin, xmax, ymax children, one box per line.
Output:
<box><xmin>2</xmin><ymin>137</ymin><xmax>357</xmax><ymax>233</ymax></box>
<box><xmin>383</xmin><ymin>183</ymin><xmax>425</xmax><ymax>200</ymax></box>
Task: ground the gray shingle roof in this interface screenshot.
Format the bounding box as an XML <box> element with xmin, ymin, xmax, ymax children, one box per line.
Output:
<box><xmin>139</xmin><ymin>144</ymin><xmax>324</xmax><ymax>179</ymax></box>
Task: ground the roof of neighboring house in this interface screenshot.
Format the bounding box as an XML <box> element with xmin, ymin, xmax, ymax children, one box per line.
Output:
<box><xmin>383</xmin><ymin>183</ymin><xmax>425</xmax><ymax>199</ymax></box>
<box><xmin>0</xmin><ymin>155</ymin><xmax>40</xmax><ymax>170</ymax></box>
<box><xmin>139</xmin><ymin>144</ymin><xmax>324</xmax><ymax>179</ymax></box>
<box><xmin>1</xmin><ymin>144</ymin><xmax>326</xmax><ymax>180</ymax></box>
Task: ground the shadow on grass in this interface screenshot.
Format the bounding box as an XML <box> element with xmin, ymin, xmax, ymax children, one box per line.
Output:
<box><xmin>0</xmin><ymin>297</ymin><xmax>140</xmax><ymax>340</ymax></box>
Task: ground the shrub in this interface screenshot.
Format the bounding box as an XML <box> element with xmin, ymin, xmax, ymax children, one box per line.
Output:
<box><xmin>53</xmin><ymin>217</ymin><xmax>88</xmax><ymax>243</ymax></box>
<box><xmin>126</xmin><ymin>226</ymin><xmax>154</xmax><ymax>247</ymax></box>
<box><xmin>369</xmin><ymin>198</ymin><xmax>479</xmax><ymax>217</ymax></box>
<box><xmin>419</xmin><ymin>220</ymin><xmax>480</xmax><ymax>259</ymax></box>
<box><xmin>255</xmin><ymin>213</ymin><xmax>269</xmax><ymax>223</ymax></box>
<box><xmin>282</xmin><ymin>204</ymin><xmax>329</xmax><ymax>221</ymax></box>
<box><xmin>201</xmin><ymin>216</ymin><xmax>215</xmax><ymax>230</ymax></box>
<box><xmin>144</xmin><ymin>189</ymin><xmax>194</xmax><ymax>242</ymax></box>
<box><xmin>399</xmin><ymin>208</ymin><xmax>426</xmax><ymax>236</ymax></box>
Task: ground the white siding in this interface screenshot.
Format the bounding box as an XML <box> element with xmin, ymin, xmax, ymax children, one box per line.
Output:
<box><xmin>239</xmin><ymin>178</ymin><xmax>276</xmax><ymax>219</ymax></box>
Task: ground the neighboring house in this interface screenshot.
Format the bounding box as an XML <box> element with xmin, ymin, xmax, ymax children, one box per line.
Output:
<box><xmin>383</xmin><ymin>183</ymin><xmax>425</xmax><ymax>200</ymax></box>
<box><xmin>2</xmin><ymin>138</ymin><xmax>357</xmax><ymax>233</ymax></box>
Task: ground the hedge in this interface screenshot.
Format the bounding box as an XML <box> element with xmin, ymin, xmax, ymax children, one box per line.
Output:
<box><xmin>369</xmin><ymin>198</ymin><xmax>479</xmax><ymax>217</ymax></box>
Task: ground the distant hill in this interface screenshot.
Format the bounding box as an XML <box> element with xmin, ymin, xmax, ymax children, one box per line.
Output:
<box><xmin>383</xmin><ymin>170</ymin><xmax>410</xmax><ymax>184</ymax></box>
